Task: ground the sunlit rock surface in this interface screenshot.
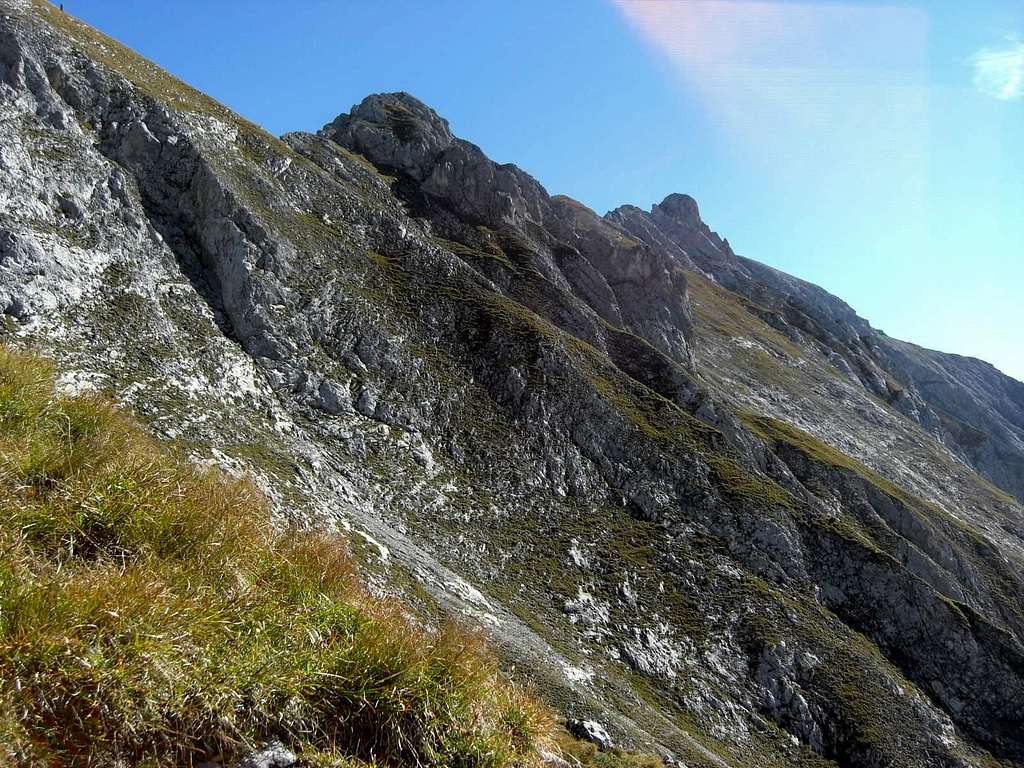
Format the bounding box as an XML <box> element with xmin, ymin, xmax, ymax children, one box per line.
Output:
<box><xmin>1</xmin><ymin>2</ymin><xmax>1023</xmax><ymax>765</ymax></box>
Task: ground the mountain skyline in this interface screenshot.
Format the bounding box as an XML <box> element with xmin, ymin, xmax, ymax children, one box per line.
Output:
<box><xmin>65</xmin><ymin>0</ymin><xmax>1024</xmax><ymax>383</ymax></box>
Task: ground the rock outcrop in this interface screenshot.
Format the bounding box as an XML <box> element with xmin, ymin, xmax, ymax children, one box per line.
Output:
<box><xmin>1</xmin><ymin>2</ymin><xmax>1023</xmax><ymax>766</ymax></box>
<box><xmin>317</xmin><ymin>92</ymin><xmax>696</xmax><ymax>371</ymax></box>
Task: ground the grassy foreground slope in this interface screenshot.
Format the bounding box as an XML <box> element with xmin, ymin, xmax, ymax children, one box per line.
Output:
<box><xmin>0</xmin><ymin>346</ymin><xmax>551</xmax><ymax>766</ymax></box>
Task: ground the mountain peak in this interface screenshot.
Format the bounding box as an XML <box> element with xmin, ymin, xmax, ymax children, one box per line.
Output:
<box><xmin>653</xmin><ymin>193</ymin><xmax>701</xmax><ymax>224</ymax></box>
<box><xmin>320</xmin><ymin>92</ymin><xmax>454</xmax><ymax>181</ymax></box>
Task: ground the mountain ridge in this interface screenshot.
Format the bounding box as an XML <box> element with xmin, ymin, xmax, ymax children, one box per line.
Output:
<box><xmin>1</xmin><ymin>2</ymin><xmax>1023</xmax><ymax>766</ymax></box>
<box><xmin>604</xmin><ymin>188</ymin><xmax>1024</xmax><ymax>506</ymax></box>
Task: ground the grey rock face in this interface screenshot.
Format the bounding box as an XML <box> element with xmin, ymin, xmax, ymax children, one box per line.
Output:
<box><xmin>609</xmin><ymin>192</ymin><xmax>1024</xmax><ymax>506</ymax></box>
<box><xmin>319</xmin><ymin>93</ymin><xmax>695</xmax><ymax>371</ymax></box>
<box><xmin>321</xmin><ymin>92</ymin><xmax>454</xmax><ymax>183</ymax></box>
<box><xmin>1</xmin><ymin>3</ymin><xmax>1023</xmax><ymax>767</ymax></box>
<box><xmin>756</xmin><ymin>642</ymin><xmax>824</xmax><ymax>752</ymax></box>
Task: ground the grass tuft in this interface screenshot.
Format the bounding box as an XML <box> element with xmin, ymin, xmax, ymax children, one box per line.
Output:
<box><xmin>0</xmin><ymin>346</ymin><xmax>553</xmax><ymax>767</ymax></box>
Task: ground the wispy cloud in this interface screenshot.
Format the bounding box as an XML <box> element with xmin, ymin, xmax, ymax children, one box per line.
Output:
<box><xmin>970</xmin><ymin>39</ymin><xmax>1024</xmax><ymax>101</ymax></box>
<box><xmin>610</xmin><ymin>1</ymin><xmax>931</xmax><ymax>191</ymax></box>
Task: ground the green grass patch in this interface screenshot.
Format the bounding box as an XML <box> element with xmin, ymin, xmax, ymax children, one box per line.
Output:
<box><xmin>554</xmin><ymin>730</ymin><xmax>662</xmax><ymax>768</ymax></box>
<box><xmin>684</xmin><ymin>272</ymin><xmax>802</xmax><ymax>360</ymax></box>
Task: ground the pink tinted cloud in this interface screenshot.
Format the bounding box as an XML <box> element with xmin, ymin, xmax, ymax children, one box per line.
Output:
<box><xmin>612</xmin><ymin>0</ymin><xmax>927</xmax><ymax>79</ymax></box>
<box><xmin>611</xmin><ymin>0</ymin><xmax>932</xmax><ymax>207</ymax></box>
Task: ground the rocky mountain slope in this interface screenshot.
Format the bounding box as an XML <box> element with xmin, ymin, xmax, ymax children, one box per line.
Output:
<box><xmin>1</xmin><ymin>1</ymin><xmax>1023</xmax><ymax>765</ymax></box>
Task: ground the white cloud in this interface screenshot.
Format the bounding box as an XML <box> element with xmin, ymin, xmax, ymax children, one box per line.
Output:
<box><xmin>970</xmin><ymin>39</ymin><xmax>1024</xmax><ymax>101</ymax></box>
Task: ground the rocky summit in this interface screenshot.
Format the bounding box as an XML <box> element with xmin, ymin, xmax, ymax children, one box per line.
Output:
<box><xmin>2</xmin><ymin>1</ymin><xmax>1024</xmax><ymax>766</ymax></box>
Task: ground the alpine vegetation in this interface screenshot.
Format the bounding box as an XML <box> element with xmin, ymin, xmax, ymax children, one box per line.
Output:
<box><xmin>0</xmin><ymin>347</ymin><xmax>552</xmax><ymax>766</ymax></box>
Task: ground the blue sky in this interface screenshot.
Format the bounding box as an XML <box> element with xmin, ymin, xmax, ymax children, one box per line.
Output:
<box><xmin>69</xmin><ymin>1</ymin><xmax>1023</xmax><ymax>381</ymax></box>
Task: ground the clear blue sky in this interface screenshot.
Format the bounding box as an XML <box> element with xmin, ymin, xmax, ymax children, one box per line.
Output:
<box><xmin>67</xmin><ymin>1</ymin><xmax>1023</xmax><ymax>382</ymax></box>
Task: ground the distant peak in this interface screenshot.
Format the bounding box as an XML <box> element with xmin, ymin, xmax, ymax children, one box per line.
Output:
<box><xmin>605</xmin><ymin>203</ymin><xmax>644</xmax><ymax>218</ymax></box>
<box><xmin>349</xmin><ymin>92</ymin><xmax>453</xmax><ymax>140</ymax></box>
<box><xmin>653</xmin><ymin>193</ymin><xmax>701</xmax><ymax>224</ymax></box>
<box><xmin>551</xmin><ymin>195</ymin><xmax>596</xmax><ymax>215</ymax></box>
<box><xmin>320</xmin><ymin>92</ymin><xmax>454</xmax><ymax>181</ymax></box>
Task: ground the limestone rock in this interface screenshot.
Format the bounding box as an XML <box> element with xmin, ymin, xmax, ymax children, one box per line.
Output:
<box><xmin>238</xmin><ymin>741</ymin><xmax>297</xmax><ymax>768</ymax></box>
<box><xmin>567</xmin><ymin>719</ymin><xmax>614</xmax><ymax>750</ymax></box>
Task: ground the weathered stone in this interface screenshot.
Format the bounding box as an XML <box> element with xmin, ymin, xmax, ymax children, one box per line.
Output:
<box><xmin>567</xmin><ymin>719</ymin><xmax>614</xmax><ymax>750</ymax></box>
<box><xmin>238</xmin><ymin>741</ymin><xmax>296</xmax><ymax>768</ymax></box>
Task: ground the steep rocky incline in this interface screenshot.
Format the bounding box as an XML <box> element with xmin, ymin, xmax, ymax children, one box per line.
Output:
<box><xmin>609</xmin><ymin>196</ymin><xmax>1024</xmax><ymax>507</ymax></box>
<box><xmin>316</xmin><ymin>93</ymin><xmax>697</xmax><ymax>372</ymax></box>
<box><xmin>2</xmin><ymin>2</ymin><xmax>1024</xmax><ymax>766</ymax></box>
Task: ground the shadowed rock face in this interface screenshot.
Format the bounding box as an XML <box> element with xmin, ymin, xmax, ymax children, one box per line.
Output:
<box><xmin>319</xmin><ymin>93</ymin><xmax>696</xmax><ymax>371</ymax></box>
<box><xmin>321</xmin><ymin>92</ymin><xmax>456</xmax><ymax>183</ymax></box>
<box><xmin>1</xmin><ymin>2</ymin><xmax>1024</xmax><ymax>765</ymax></box>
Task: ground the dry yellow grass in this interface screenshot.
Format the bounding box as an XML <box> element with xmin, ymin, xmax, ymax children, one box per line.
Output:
<box><xmin>0</xmin><ymin>346</ymin><xmax>552</xmax><ymax>767</ymax></box>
